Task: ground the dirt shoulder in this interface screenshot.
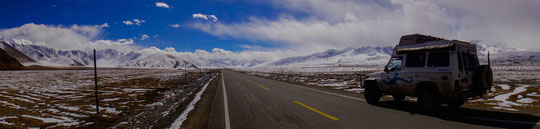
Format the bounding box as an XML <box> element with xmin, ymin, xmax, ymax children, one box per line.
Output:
<box><xmin>180</xmin><ymin>72</ymin><xmax>221</xmax><ymax>129</ymax></box>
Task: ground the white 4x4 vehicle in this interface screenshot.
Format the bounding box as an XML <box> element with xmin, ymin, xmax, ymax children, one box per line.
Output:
<box><xmin>363</xmin><ymin>34</ymin><xmax>493</xmax><ymax>111</ymax></box>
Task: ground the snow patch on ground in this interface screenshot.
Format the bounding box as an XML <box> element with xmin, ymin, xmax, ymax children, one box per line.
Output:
<box><xmin>344</xmin><ymin>88</ymin><xmax>364</xmax><ymax>93</ymax></box>
<box><xmin>102</xmin><ymin>98</ymin><xmax>121</xmax><ymax>102</ymax></box>
<box><xmin>0</xmin><ymin>100</ymin><xmax>25</xmax><ymax>109</ymax></box>
<box><xmin>147</xmin><ymin>102</ymin><xmax>164</xmax><ymax>107</ymax></box>
<box><xmin>527</xmin><ymin>92</ymin><xmax>540</xmax><ymax>97</ymax></box>
<box><xmin>492</xmin><ymin>85</ymin><xmax>528</xmax><ymax>107</ymax></box>
<box><xmin>0</xmin><ymin>116</ymin><xmax>17</xmax><ymax>126</ymax></box>
<box><xmin>21</xmin><ymin>115</ymin><xmax>64</xmax><ymax>123</ymax></box>
<box><xmin>498</xmin><ymin>84</ymin><xmax>511</xmax><ymax>90</ymax></box>
<box><xmin>168</xmin><ymin>74</ymin><xmax>217</xmax><ymax>129</ymax></box>
<box><xmin>493</xmin><ymin>106</ymin><xmax>519</xmax><ymax>111</ymax></box>
<box><xmin>516</xmin><ymin>98</ymin><xmax>537</xmax><ymax>103</ymax></box>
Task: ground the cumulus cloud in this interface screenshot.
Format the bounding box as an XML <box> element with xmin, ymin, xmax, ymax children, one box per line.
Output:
<box><xmin>0</xmin><ymin>23</ymin><xmax>140</xmax><ymax>52</ymax></box>
<box><xmin>170</xmin><ymin>24</ymin><xmax>180</xmax><ymax>28</ymax></box>
<box><xmin>192</xmin><ymin>0</ymin><xmax>540</xmax><ymax>52</ymax></box>
<box><xmin>139</xmin><ymin>46</ymin><xmax>289</xmax><ymax>65</ymax></box>
<box><xmin>0</xmin><ymin>23</ymin><xmax>296</xmax><ymax>65</ymax></box>
<box><xmin>140</xmin><ymin>34</ymin><xmax>149</xmax><ymax>40</ymax></box>
<box><xmin>123</xmin><ymin>19</ymin><xmax>146</xmax><ymax>26</ymax></box>
<box><xmin>101</xmin><ymin>23</ymin><xmax>109</xmax><ymax>28</ymax></box>
<box><xmin>132</xmin><ymin>19</ymin><xmax>145</xmax><ymax>25</ymax></box>
<box><xmin>193</xmin><ymin>13</ymin><xmax>218</xmax><ymax>22</ymax></box>
<box><xmin>155</xmin><ymin>2</ymin><xmax>170</xmax><ymax>8</ymax></box>
<box><xmin>122</xmin><ymin>21</ymin><xmax>133</xmax><ymax>25</ymax></box>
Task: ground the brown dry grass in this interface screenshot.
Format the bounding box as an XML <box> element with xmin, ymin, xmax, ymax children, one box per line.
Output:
<box><xmin>0</xmin><ymin>69</ymin><xmax>218</xmax><ymax>128</ymax></box>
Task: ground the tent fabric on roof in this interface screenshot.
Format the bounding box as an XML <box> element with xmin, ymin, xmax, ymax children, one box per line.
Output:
<box><xmin>396</xmin><ymin>40</ymin><xmax>455</xmax><ymax>54</ymax></box>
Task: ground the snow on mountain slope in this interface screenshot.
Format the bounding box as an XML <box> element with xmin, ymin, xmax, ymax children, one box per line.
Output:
<box><xmin>1</xmin><ymin>37</ymin><xmax>537</xmax><ymax>69</ymax></box>
<box><xmin>263</xmin><ymin>46</ymin><xmax>393</xmax><ymax>67</ymax></box>
<box><xmin>0</xmin><ymin>38</ymin><xmax>266</xmax><ymax>68</ymax></box>
<box><xmin>473</xmin><ymin>40</ymin><xmax>540</xmax><ymax>65</ymax></box>
<box><xmin>263</xmin><ymin>40</ymin><xmax>539</xmax><ymax>68</ymax></box>
<box><xmin>0</xmin><ymin>41</ymin><xmax>36</xmax><ymax>63</ymax></box>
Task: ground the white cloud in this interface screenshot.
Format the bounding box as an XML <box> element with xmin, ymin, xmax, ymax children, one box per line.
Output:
<box><xmin>141</xmin><ymin>46</ymin><xmax>288</xmax><ymax>65</ymax></box>
<box><xmin>170</xmin><ymin>24</ymin><xmax>180</xmax><ymax>28</ymax></box>
<box><xmin>208</xmin><ymin>15</ymin><xmax>218</xmax><ymax>22</ymax></box>
<box><xmin>140</xmin><ymin>34</ymin><xmax>149</xmax><ymax>40</ymax></box>
<box><xmin>155</xmin><ymin>2</ymin><xmax>170</xmax><ymax>8</ymax></box>
<box><xmin>193</xmin><ymin>0</ymin><xmax>540</xmax><ymax>52</ymax></box>
<box><xmin>0</xmin><ymin>23</ymin><xmax>297</xmax><ymax>66</ymax></box>
<box><xmin>101</xmin><ymin>23</ymin><xmax>109</xmax><ymax>28</ymax></box>
<box><xmin>123</xmin><ymin>19</ymin><xmax>145</xmax><ymax>26</ymax></box>
<box><xmin>0</xmin><ymin>23</ymin><xmax>140</xmax><ymax>52</ymax></box>
<box><xmin>193</xmin><ymin>13</ymin><xmax>218</xmax><ymax>22</ymax></box>
<box><xmin>132</xmin><ymin>19</ymin><xmax>146</xmax><ymax>26</ymax></box>
<box><xmin>122</xmin><ymin>21</ymin><xmax>133</xmax><ymax>25</ymax></box>
<box><xmin>193</xmin><ymin>13</ymin><xmax>208</xmax><ymax>20</ymax></box>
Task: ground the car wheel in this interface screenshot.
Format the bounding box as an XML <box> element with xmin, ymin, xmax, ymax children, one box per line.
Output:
<box><xmin>417</xmin><ymin>88</ymin><xmax>439</xmax><ymax>111</ymax></box>
<box><xmin>364</xmin><ymin>82</ymin><xmax>381</xmax><ymax>105</ymax></box>
<box><xmin>393</xmin><ymin>95</ymin><xmax>405</xmax><ymax>102</ymax></box>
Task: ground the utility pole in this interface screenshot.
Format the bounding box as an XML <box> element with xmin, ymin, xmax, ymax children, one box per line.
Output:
<box><xmin>94</xmin><ymin>49</ymin><xmax>99</xmax><ymax>114</ymax></box>
<box><xmin>184</xmin><ymin>61</ymin><xmax>187</xmax><ymax>82</ymax></box>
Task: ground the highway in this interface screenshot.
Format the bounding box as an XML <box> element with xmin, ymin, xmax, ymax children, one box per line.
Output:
<box><xmin>206</xmin><ymin>70</ymin><xmax>540</xmax><ymax>129</ymax></box>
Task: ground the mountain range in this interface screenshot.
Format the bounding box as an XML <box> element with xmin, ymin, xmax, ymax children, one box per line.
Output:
<box><xmin>0</xmin><ymin>38</ymin><xmax>537</xmax><ymax>69</ymax></box>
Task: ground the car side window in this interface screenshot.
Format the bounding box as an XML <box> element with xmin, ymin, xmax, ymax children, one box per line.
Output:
<box><xmin>427</xmin><ymin>51</ymin><xmax>449</xmax><ymax>67</ymax></box>
<box><xmin>405</xmin><ymin>53</ymin><xmax>426</xmax><ymax>67</ymax></box>
<box><xmin>386</xmin><ymin>57</ymin><xmax>403</xmax><ymax>71</ymax></box>
<box><xmin>458</xmin><ymin>52</ymin><xmax>463</xmax><ymax>71</ymax></box>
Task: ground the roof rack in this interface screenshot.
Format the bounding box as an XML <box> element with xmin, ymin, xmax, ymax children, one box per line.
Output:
<box><xmin>398</xmin><ymin>34</ymin><xmax>445</xmax><ymax>46</ymax></box>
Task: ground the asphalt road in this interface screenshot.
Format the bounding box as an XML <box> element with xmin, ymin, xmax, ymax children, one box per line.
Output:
<box><xmin>207</xmin><ymin>70</ymin><xmax>540</xmax><ymax>129</ymax></box>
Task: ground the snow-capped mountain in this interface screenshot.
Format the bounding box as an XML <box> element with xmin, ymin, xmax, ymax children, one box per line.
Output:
<box><xmin>0</xmin><ymin>38</ymin><xmax>268</xmax><ymax>68</ymax></box>
<box><xmin>262</xmin><ymin>40</ymin><xmax>539</xmax><ymax>68</ymax></box>
<box><xmin>473</xmin><ymin>40</ymin><xmax>540</xmax><ymax>65</ymax></box>
<box><xmin>0</xmin><ymin>39</ymin><xmax>196</xmax><ymax>68</ymax></box>
<box><xmin>263</xmin><ymin>46</ymin><xmax>393</xmax><ymax>67</ymax></box>
<box><xmin>1</xmin><ymin>37</ymin><xmax>537</xmax><ymax>69</ymax></box>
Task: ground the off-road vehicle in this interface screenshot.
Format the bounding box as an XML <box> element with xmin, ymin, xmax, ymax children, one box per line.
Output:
<box><xmin>362</xmin><ymin>34</ymin><xmax>493</xmax><ymax>111</ymax></box>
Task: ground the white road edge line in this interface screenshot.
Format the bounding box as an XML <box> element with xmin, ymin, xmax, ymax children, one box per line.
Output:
<box><xmin>222</xmin><ymin>70</ymin><xmax>232</xmax><ymax>129</ymax></box>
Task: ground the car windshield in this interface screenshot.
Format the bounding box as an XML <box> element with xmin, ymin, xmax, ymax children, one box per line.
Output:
<box><xmin>386</xmin><ymin>57</ymin><xmax>403</xmax><ymax>71</ymax></box>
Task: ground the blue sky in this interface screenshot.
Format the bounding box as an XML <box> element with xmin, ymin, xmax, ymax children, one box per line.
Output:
<box><xmin>0</xmin><ymin>0</ymin><xmax>291</xmax><ymax>52</ymax></box>
<box><xmin>1</xmin><ymin>0</ymin><xmax>539</xmax><ymax>56</ymax></box>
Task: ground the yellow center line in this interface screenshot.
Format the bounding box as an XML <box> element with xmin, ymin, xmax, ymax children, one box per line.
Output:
<box><xmin>247</xmin><ymin>80</ymin><xmax>251</xmax><ymax>82</ymax></box>
<box><xmin>293</xmin><ymin>101</ymin><xmax>339</xmax><ymax>120</ymax></box>
<box><xmin>258</xmin><ymin>85</ymin><xmax>269</xmax><ymax>91</ymax></box>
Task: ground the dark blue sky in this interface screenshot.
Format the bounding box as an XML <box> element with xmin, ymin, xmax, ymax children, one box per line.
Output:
<box><xmin>3</xmin><ymin>0</ymin><xmax>539</xmax><ymax>52</ymax></box>
<box><xmin>0</xmin><ymin>0</ymin><xmax>292</xmax><ymax>52</ymax></box>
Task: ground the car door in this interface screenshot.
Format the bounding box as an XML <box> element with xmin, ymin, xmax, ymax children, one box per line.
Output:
<box><xmin>380</xmin><ymin>57</ymin><xmax>403</xmax><ymax>93</ymax></box>
<box><xmin>397</xmin><ymin>53</ymin><xmax>427</xmax><ymax>95</ymax></box>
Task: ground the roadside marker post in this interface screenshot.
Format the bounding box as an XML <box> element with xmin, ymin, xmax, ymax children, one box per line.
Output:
<box><xmin>94</xmin><ymin>49</ymin><xmax>100</xmax><ymax>114</ymax></box>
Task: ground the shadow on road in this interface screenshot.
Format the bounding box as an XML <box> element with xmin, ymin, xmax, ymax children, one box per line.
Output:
<box><xmin>377</xmin><ymin>101</ymin><xmax>539</xmax><ymax>129</ymax></box>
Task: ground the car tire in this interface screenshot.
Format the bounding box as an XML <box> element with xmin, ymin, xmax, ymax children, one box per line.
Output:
<box><xmin>447</xmin><ymin>99</ymin><xmax>466</xmax><ymax>109</ymax></box>
<box><xmin>364</xmin><ymin>81</ymin><xmax>381</xmax><ymax>105</ymax></box>
<box><xmin>393</xmin><ymin>95</ymin><xmax>405</xmax><ymax>102</ymax></box>
<box><xmin>475</xmin><ymin>65</ymin><xmax>493</xmax><ymax>91</ymax></box>
<box><xmin>417</xmin><ymin>88</ymin><xmax>439</xmax><ymax>111</ymax></box>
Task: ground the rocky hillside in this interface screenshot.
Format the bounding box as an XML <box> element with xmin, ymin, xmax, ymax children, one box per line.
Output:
<box><xmin>0</xmin><ymin>48</ymin><xmax>24</xmax><ymax>70</ymax></box>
